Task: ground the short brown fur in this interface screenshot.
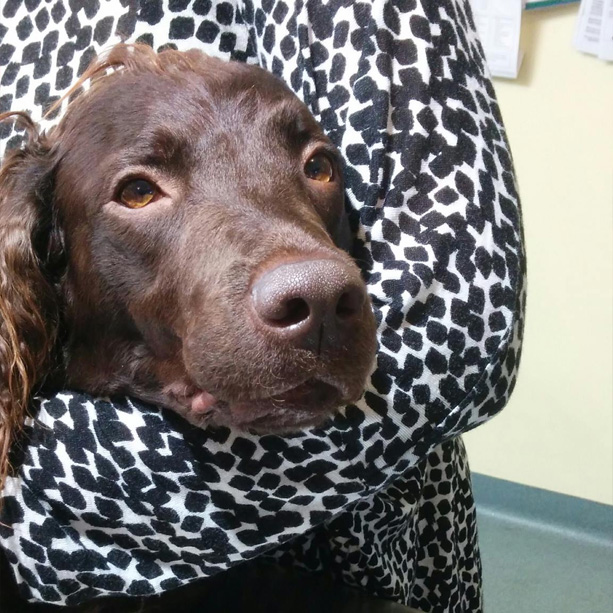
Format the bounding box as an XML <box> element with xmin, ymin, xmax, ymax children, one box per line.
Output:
<box><xmin>0</xmin><ymin>44</ymin><xmax>376</xmax><ymax>494</ymax></box>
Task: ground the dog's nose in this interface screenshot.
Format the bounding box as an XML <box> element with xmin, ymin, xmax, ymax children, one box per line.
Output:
<box><xmin>250</xmin><ymin>259</ymin><xmax>367</xmax><ymax>352</ymax></box>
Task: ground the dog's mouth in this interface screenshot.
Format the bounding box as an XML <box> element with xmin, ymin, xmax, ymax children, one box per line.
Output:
<box><xmin>168</xmin><ymin>378</ymin><xmax>344</xmax><ymax>431</ymax></box>
<box><xmin>227</xmin><ymin>379</ymin><xmax>343</xmax><ymax>431</ymax></box>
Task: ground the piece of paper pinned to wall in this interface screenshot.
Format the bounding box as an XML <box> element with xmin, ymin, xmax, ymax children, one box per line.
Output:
<box><xmin>470</xmin><ymin>0</ymin><xmax>524</xmax><ymax>78</ymax></box>
<box><xmin>573</xmin><ymin>0</ymin><xmax>613</xmax><ymax>61</ymax></box>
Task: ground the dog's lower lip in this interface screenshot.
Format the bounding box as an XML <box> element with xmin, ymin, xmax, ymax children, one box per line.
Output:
<box><xmin>267</xmin><ymin>379</ymin><xmax>335</xmax><ymax>403</ymax></box>
<box><xmin>234</xmin><ymin>379</ymin><xmax>340</xmax><ymax>414</ymax></box>
<box><xmin>229</xmin><ymin>378</ymin><xmax>341</xmax><ymax>406</ymax></box>
<box><xmin>184</xmin><ymin>378</ymin><xmax>346</xmax><ymax>427</ymax></box>
<box><xmin>190</xmin><ymin>390</ymin><xmax>217</xmax><ymax>413</ymax></box>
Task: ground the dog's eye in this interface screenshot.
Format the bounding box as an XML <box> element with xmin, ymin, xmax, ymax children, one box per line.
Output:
<box><xmin>304</xmin><ymin>153</ymin><xmax>334</xmax><ymax>183</ymax></box>
<box><xmin>119</xmin><ymin>179</ymin><xmax>158</xmax><ymax>208</ymax></box>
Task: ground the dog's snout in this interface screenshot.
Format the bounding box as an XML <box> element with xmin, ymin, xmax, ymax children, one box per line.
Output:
<box><xmin>250</xmin><ymin>259</ymin><xmax>367</xmax><ymax>350</ymax></box>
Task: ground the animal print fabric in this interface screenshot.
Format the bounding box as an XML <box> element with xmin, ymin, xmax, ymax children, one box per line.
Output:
<box><xmin>0</xmin><ymin>0</ymin><xmax>526</xmax><ymax>611</ymax></box>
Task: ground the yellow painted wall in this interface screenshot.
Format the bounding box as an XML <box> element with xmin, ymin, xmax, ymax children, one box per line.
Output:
<box><xmin>464</xmin><ymin>5</ymin><xmax>613</xmax><ymax>505</ymax></box>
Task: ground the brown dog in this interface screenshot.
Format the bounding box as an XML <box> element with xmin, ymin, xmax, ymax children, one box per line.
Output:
<box><xmin>0</xmin><ymin>44</ymin><xmax>377</xmax><ymax>491</ymax></box>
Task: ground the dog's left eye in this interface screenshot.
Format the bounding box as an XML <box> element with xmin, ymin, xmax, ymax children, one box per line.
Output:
<box><xmin>304</xmin><ymin>153</ymin><xmax>334</xmax><ymax>183</ymax></box>
<box><xmin>118</xmin><ymin>179</ymin><xmax>158</xmax><ymax>208</ymax></box>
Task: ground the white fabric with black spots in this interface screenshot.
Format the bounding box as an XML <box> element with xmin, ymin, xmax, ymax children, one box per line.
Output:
<box><xmin>0</xmin><ymin>1</ymin><xmax>525</xmax><ymax>611</ymax></box>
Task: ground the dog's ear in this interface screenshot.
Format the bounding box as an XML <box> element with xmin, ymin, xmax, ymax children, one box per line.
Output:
<box><xmin>0</xmin><ymin>112</ymin><xmax>61</xmax><ymax>492</ymax></box>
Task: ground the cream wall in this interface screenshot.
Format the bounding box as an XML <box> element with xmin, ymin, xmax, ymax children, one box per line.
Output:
<box><xmin>464</xmin><ymin>5</ymin><xmax>613</xmax><ymax>505</ymax></box>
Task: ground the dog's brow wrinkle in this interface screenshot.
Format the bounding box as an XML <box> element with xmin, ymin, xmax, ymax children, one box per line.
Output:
<box><xmin>270</xmin><ymin>104</ymin><xmax>312</xmax><ymax>133</ymax></box>
<box><xmin>123</xmin><ymin>130</ymin><xmax>190</xmax><ymax>170</ymax></box>
<box><xmin>150</xmin><ymin>130</ymin><xmax>186</xmax><ymax>164</ymax></box>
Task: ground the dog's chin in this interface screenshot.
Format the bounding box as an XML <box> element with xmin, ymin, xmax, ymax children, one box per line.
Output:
<box><xmin>177</xmin><ymin>378</ymin><xmax>349</xmax><ymax>433</ymax></box>
<box><xmin>224</xmin><ymin>379</ymin><xmax>344</xmax><ymax>432</ymax></box>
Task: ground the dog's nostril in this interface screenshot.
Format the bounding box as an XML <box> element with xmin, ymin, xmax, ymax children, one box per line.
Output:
<box><xmin>336</xmin><ymin>288</ymin><xmax>364</xmax><ymax>321</ymax></box>
<box><xmin>251</xmin><ymin>259</ymin><xmax>367</xmax><ymax>349</ymax></box>
<box><xmin>273</xmin><ymin>298</ymin><xmax>311</xmax><ymax>327</ymax></box>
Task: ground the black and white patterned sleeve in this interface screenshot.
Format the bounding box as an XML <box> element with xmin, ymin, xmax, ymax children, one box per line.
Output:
<box><xmin>0</xmin><ymin>0</ymin><xmax>525</xmax><ymax>606</ymax></box>
<box><xmin>238</xmin><ymin>0</ymin><xmax>526</xmax><ymax>484</ymax></box>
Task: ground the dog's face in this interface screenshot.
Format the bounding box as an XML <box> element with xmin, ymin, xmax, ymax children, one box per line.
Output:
<box><xmin>0</xmin><ymin>46</ymin><xmax>377</xmax><ymax>437</ymax></box>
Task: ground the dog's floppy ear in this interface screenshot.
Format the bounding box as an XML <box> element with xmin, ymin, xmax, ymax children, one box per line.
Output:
<box><xmin>0</xmin><ymin>112</ymin><xmax>61</xmax><ymax>492</ymax></box>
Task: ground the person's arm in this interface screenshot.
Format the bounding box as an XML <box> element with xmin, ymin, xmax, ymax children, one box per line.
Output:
<box><xmin>241</xmin><ymin>0</ymin><xmax>525</xmax><ymax>486</ymax></box>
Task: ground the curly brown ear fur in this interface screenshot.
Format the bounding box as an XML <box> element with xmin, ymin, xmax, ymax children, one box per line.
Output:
<box><xmin>0</xmin><ymin>112</ymin><xmax>60</xmax><ymax>495</ymax></box>
<box><xmin>0</xmin><ymin>43</ymin><xmax>179</xmax><ymax>494</ymax></box>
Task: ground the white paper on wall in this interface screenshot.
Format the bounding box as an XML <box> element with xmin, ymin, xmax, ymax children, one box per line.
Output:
<box><xmin>470</xmin><ymin>0</ymin><xmax>524</xmax><ymax>78</ymax></box>
<box><xmin>573</xmin><ymin>0</ymin><xmax>613</xmax><ymax>60</ymax></box>
<box><xmin>598</xmin><ymin>0</ymin><xmax>613</xmax><ymax>60</ymax></box>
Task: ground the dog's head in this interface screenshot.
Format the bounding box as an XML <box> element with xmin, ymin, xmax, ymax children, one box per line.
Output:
<box><xmin>0</xmin><ymin>44</ymin><xmax>377</xmax><ymax>483</ymax></box>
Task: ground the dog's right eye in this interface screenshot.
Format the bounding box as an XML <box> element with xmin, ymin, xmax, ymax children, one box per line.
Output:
<box><xmin>304</xmin><ymin>153</ymin><xmax>334</xmax><ymax>183</ymax></box>
<box><xmin>118</xmin><ymin>179</ymin><xmax>158</xmax><ymax>208</ymax></box>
